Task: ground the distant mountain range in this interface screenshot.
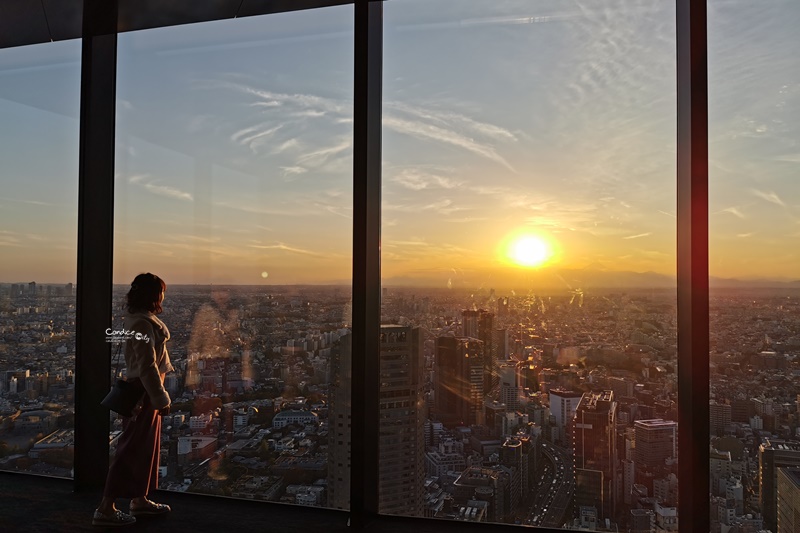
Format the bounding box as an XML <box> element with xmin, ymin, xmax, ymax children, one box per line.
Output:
<box><xmin>382</xmin><ymin>266</ymin><xmax>800</xmax><ymax>291</ymax></box>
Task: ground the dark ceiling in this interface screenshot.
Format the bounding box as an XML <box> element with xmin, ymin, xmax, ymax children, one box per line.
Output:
<box><xmin>0</xmin><ymin>0</ymin><xmax>352</xmax><ymax>49</ymax></box>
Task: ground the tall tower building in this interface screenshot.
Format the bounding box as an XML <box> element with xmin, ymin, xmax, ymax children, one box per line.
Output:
<box><xmin>377</xmin><ymin>325</ymin><xmax>426</xmax><ymax>516</ymax></box>
<box><xmin>573</xmin><ymin>390</ymin><xmax>618</xmax><ymax>520</ymax></box>
<box><xmin>493</xmin><ymin>328</ymin><xmax>508</xmax><ymax>361</ymax></box>
<box><xmin>327</xmin><ymin>333</ymin><xmax>352</xmax><ymax>511</ymax></box>
<box><xmin>328</xmin><ymin>326</ymin><xmax>426</xmax><ymax>516</ymax></box>
<box><xmin>461</xmin><ymin>309</ymin><xmax>495</xmax><ymax>393</ymax></box>
<box><xmin>549</xmin><ymin>388</ymin><xmax>583</xmax><ymax>445</ymax></box>
<box><xmin>434</xmin><ymin>336</ymin><xmax>484</xmax><ymax>427</ymax></box>
<box><xmin>759</xmin><ymin>440</ymin><xmax>800</xmax><ymax>532</ymax></box>
<box><xmin>777</xmin><ymin>467</ymin><xmax>800</xmax><ymax>533</ymax></box>
<box><xmin>497</xmin><ymin>363</ymin><xmax>523</xmax><ymax>412</ymax></box>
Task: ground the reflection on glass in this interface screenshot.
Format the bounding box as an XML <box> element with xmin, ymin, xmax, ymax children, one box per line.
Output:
<box><xmin>383</xmin><ymin>0</ymin><xmax>676</xmax><ymax>529</ymax></box>
<box><xmin>708</xmin><ymin>2</ymin><xmax>800</xmax><ymax>532</ymax></box>
<box><xmin>113</xmin><ymin>7</ymin><xmax>353</xmax><ymax>507</ymax></box>
<box><xmin>0</xmin><ymin>41</ymin><xmax>80</xmax><ymax>478</ymax></box>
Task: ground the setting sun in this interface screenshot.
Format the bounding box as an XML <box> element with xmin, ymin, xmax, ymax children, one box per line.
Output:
<box><xmin>511</xmin><ymin>236</ymin><xmax>550</xmax><ymax>266</ymax></box>
<box><xmin>500</xmin><ymin>231</ymin><xmax>557</xmax><ymax>269</ymax></box>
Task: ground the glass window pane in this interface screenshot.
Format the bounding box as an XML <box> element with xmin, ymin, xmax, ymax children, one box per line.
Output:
<box><xmin>0</xmin><ymin>41</ymin><xmax>81</xmax><ymax>478</ymax></box>
<box><xmin>383</xmin><ymin>1</ymin><xmax>677</xmax><ymax>529</ymax></box>
<box><xmin>708</xmin><ymin>2</ymin><xmax>800</xmax><ymax>532</ymax></box>
<box><xmin>112</xmin><ymin>7</ymin><xmax>353</xmax><ymax>507</ymax></box>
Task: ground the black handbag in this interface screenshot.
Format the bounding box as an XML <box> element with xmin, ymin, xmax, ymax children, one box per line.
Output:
<box><xmin>100</xmin><ymin>343</ymin><xmax>145</xmax><ymax>417</ymax></box>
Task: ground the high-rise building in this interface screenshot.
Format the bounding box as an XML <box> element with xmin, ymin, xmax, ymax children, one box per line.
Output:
<box><xmin>634</xmin><ymin>419</ymin><xmax>676</xmax><ymax>471</ymax></box>
<box><xmin>492</xmin><ymin>328</ymin><xmax>508</xmax><ymax>361</ymax></box>
<box><xmin>328</xmin><ymin>325</ymin><xmax>426</xmax><ymax>516</ymax></box>
<box><xmin>709</xmin><ymin>400</ymin><xmax>731</xmax><ymax>435</ymax></box>
<box><xmin>497</xmin><ymin>363</ymin><xmax>523</xmax><ymax>412</ymax></box>
<box><xmin>434</xmin><ymin>336</ymin><xmax>484</xmax><ymax>427</ymax></box>
<box><xmin>759</xmin><ymin>440</ymin><xmax>800</xmax><ymax>532</ymax></box>
<box><xmin>549</xmin><ymin>388</ymin><xmax>582</xmax><ymax>445</ymax></box>
<box><xmin>572</xmin><ymin>390</ymin><xmax>618</xmax><ymax>520</ymax></box>
<box><xmin>377</xmin><ymin>325</ymin><xmax>426</xmax><ymax>516</ymax></box>
<box><xmin>461</xmin><ymin>309</ymin><xmax>494</xmax><ymax>393</ymax></box>
<box><xmin>777</xmin><ymin>467</ymin><xmax>800</xmax><ymax>533</ymax></box>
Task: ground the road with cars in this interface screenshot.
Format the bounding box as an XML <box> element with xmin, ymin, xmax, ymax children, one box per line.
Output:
<box><xmin>523</xmin><ymin>442</ymin><xmax>574</xmax><ymax>528</ymax></box>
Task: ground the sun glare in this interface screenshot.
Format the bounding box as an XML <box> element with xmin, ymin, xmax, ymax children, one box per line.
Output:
<box><xmin>502</xmin><ymin>232</ymin><xmax>556</xmax><ymax>268</ymax></box>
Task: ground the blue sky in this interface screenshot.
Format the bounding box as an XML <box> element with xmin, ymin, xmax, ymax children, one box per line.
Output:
<box><xmin>0</xmin><ymin>0</ymin><xmax>798</xmax><ymax>285</ymax></box>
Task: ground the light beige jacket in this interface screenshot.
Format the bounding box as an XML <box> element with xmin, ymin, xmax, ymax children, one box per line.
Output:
<box><xmin>124</xmin><ymin>311</ymin><xmax>174</xmax><ymax>409</ymax></box>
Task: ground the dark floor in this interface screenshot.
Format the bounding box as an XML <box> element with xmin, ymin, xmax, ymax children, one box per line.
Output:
<box><xmin>0</xmin><ymin>472</ymin><xmax>535</xmax><ymax>533</ymax></box>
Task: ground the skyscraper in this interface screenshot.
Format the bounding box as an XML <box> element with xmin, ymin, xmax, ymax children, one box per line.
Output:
<box><xmin>326</xmin><ymin>333</ymin><xmax>351</xmax><ymax>511</ymax></box>
<box><xmin>376</xmin><ymin>325</ymin><xmax>426</xmax><ymax>516</ymax></box>
<box><xmin>328</xmin><ymin>326</ymin><xmax>425</xmax><ymax>516</ymax></box>
<box><xmin>549</xmin><ymin>388</ymin><xmax>583</xmax><ymax>445</ymax></box>
<box><xmin>573</xmin><ymin>390</ymin><xmax>618</xmax><ymax>520</ymax></box>
<box><xmin>461</xmin><ymin>309</ymin><xmax>495</xmax><ymax>393</ymax></box>
<box><xmin>434</xmin><ymin>336</ymin><xmax>484</xmax><ymax>427</ymax></box>
<box><xmin>759</xmin><ymin>440</ymin><xmax>800</xmax><ymax>532</ymax></box>
<box><xmin>777</xmin><ymin>467</ymin><xmax>800</xmax><ymax>533</ymax></box>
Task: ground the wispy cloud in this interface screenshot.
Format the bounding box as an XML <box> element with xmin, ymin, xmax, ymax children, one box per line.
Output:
<box><xmin>384</xmin><ymin>199</ymin><xmax>468</xmax><ymax>215</ymax></box>
<box><xmin>448</xmin><ymin>217</ymin><xmax>491</xmax><ymax>223</ymax></box>
<box><xmin>385</xmin><ymin>101</ymin><xmax>517</xmax><ymax>142</ymax></box>
<box><xmin>3</xmin><ymin>198</ymin><xmax>54</xmax><ymax>207</ymax></box>
<box><xmin>129</xmin><ymin>174</ymin><xmax>193</xmax><ymax>202</ymax></box>
<box><xmin>0</xmin><ymin>230</ymin><xmax>21</xmax><ymax>247</ymax></box>
<box><xmin>717</xmin><ymin>206</ymin><xmax>746</xmax><ymax>219</ymax></box>
<box><xmin>391</xmin><ymin>168</ymin><xmax>463</xmax><ymax>191</ymax></box>
<box><xmin>235</xmin><ymin>85</ymin><xmax>350</xmax><ymax>116</ymax></box>
<box><xmin>164</xmin><ymin>234</ymin><xmax>220</xmax><ymax>243</ymax></box>
<box><xmin>281</xmin><ymin>166</ymin><xmax>308</xmax><ymax>178</ymax></box>
<box><xmin>737</xmin><ymin>232</ymin><xmax>755</xmax><ymax>238</ymax></box>
<box><xmin>774</xmin><ymin>153</ymin><xmax>800</xmax><ymax>163</ymax></box>
<box><xmin>273</xmin><ymin>138</ymin><xmax>301</xmax><ymax>154</ymax></box>
<box><xmin>623</xmin><ymin>232</ymin><xmax>652</xmax><ymax>240</ymax></box>
<box><xmin>248</xmin><ymin>242</ymin><xmax>324</xmax><ymax>257</ymax></box>
<box><xmin>384</xmin><ymin>115</ymin><xmax>515</xmax><ymax>171</ymax></box>
<box><xmin>296</xmin><ymin>140</ymin><xmax>351</xmax><ymax>167</ymax></box>
<box><xmin>750</xmin><ymin>189</ymin><xmax>785</xmax><ymax>207</ymax></box>
<box><xmin>214</xmin><ymin>201</ymin><xmax>305</xmax><ymax>217</ymax></box>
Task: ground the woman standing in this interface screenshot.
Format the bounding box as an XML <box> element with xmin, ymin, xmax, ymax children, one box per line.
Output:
<box><xmin>93</xmin><ymin>273</ymin><xmax>174</xmax><ymax>526</ymax></box>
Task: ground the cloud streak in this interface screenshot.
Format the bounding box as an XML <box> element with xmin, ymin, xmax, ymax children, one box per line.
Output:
<box><xmin>249</xmin><ymin>242</ymin><xmax>324</xmax><ymax>257</ymax></box>
<box><xmin>717</xmin><ymin>206</ymin><xmax>746</xmax><ymax>219</ymax></box>
<box><xmin>391</xmin><ymin>168</ymin><xmax>463</xmax><ymax>191</ymax></box>
<box><xmin>384</xmin><ymin>115</ymin><xmax>515</xmax><ymax>171</ymax></box>
<box><xmin>129</xmin><ymin>174</ymin><xmax>193</xmax><ymax>202</ymax></box>
<box><xmin>750</xmin><ymin>189</ymin><xmax>785</xmax><ymax>207</ymax></box>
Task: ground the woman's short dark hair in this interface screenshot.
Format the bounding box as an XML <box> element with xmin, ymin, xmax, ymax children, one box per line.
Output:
<box><xmin>126</xmin><ymin>273</ymin><xmax>166</xmax><ymax>314</ymax></box>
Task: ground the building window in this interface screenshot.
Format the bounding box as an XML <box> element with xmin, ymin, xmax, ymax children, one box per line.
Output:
<box><xmin>0</xmin><ymin>39</ymin><xmax>81</xmax><ymax>478</ymax></box>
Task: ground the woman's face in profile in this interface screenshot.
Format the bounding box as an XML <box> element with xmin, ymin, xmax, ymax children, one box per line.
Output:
<box><xmin>159</xmin><ymin>289</ymin><xmax>166</xmax><ymax>305</ymax></box>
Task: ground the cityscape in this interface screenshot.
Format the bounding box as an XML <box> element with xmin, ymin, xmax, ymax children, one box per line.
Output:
<box><xmin>2</xmin><ymin>280</ymin><xmax>799</xmax><ymax>532</ymax></box>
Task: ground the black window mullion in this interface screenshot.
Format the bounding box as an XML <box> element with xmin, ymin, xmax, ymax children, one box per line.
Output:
<box><xmin>350</xmin><ymin>0</ymin><xmax>382</xmax><ymax>526</ymax></box>
<box><xmin>676</xmin><ymin>0</ymin><xmax>710</xmax><ymax>531</ymax></box>
<box><xmin>74</xmin><ymin>0</ymin><xmax>118</xmax><ymax>491</ymax></box>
